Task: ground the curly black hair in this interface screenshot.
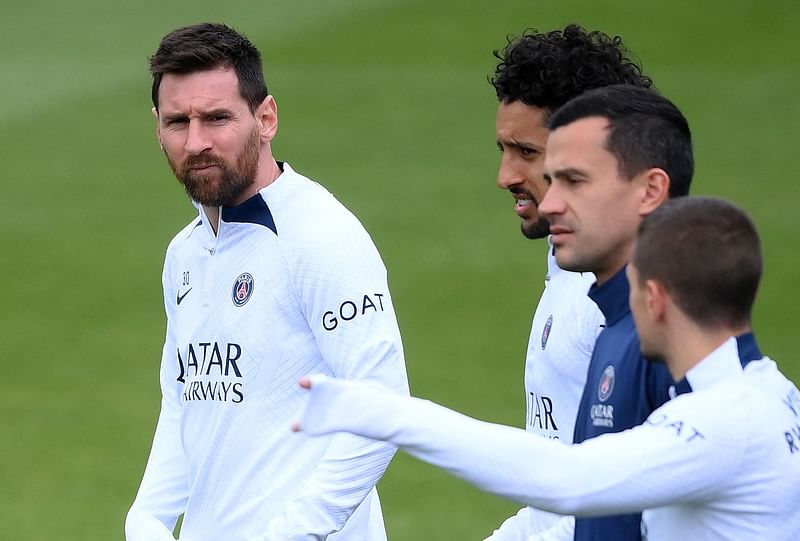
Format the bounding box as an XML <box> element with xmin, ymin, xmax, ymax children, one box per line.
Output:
<box><xmin>490</xmin><ymin>24</ymin><xmax>653</xmax><ymax>113</ymax></box>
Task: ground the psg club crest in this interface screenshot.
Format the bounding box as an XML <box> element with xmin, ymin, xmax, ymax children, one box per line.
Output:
<box><xmin>597</xmin><ymin>365</ymin><xmax>615</xmax><ymax>402</ymax></box>
<box><xmin>541</xmin><ymin>315</ymin><xmax>553</xmax><ymax>350</ymax></box>
<box><xmin>232</xmin><ymin>273</ymin><xmax>254</xmax><ymax>307</ymax></box>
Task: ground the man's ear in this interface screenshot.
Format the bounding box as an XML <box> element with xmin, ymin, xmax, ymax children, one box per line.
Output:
<box><xmin>256</xmin><ymin>96</ymin><xmax>278</xmax><ymax>143</ymax></box>
<box><xmin>639</xmin><ymin>167</ymin><xmax>670</xmax><ymax>216</ymax></box>
<box><xmin>152</xmin><ymin>107</ymin><xmax>163</xmax><ymax>150</ymax></box>
<box><xmin>645</xmin><ymin>278</ymin><xmax>669</xmax><ymax>323</ymax></box>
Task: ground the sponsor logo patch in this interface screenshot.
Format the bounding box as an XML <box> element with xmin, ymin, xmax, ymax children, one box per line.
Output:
<box><xmin>232</xmin><ymin>273</ymin><xmax>254</xmax><ymax>307</ymax></box>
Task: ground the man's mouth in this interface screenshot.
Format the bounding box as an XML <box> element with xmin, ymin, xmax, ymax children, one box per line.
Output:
<box><xmin>548</xmin><ymin>224</ymin><xmax>573</xmax><ymax>243</ymax></box>
<box><xmin>515</xmin><ymin>197</ymin><xmax>532</xmax><ymax>209</ymax></box>
<box><xmin>511</xmin><ymin>190</ymin><xmax>536</xmax><ymax>217</ymax></box>
<box><xmin>190</xmin><ymin>163</ymin><xmax>218</xmax><ymax>171</ymax></box>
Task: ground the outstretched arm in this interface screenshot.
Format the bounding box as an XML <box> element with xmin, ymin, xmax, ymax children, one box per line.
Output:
<box><xmin>296</xmin><ymin>375</ymin><xmax>739</xmax><ymax>517</ymax></box>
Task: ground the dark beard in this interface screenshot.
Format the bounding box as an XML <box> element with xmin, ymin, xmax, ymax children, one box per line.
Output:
<box><xmin>521</xmin><ymin>218</ymin><xmax>551</xmax><ymax>239</ymax></box>
<box><xmin>168</xmin><ymin>128</ymin><xmax>260</xmax><ymax>207</ymax></box>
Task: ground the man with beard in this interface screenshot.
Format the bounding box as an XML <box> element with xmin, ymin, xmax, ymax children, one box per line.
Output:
<box><xmin>491</xmin><ymin>26</ymin><xmax>653</xmax><ymax>539</ymax></box>
<box><xmin>125</xmin><ymin>23</ymin><xmax>409</xmax><ymax>541</ymax></box>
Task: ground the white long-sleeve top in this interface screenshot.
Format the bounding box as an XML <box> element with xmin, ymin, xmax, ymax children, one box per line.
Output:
<box><xmin>488</xmin><ymin>245</ymin><xmax>601</xmax><ymax>540</ymax></box>
<box><xmin>126</xmin><ymin>163</ymin><xmax>409</xmax><ymax>541</ymax></box>
<box><xmin>299</xmin><ymin>337</ymin><xmax>800</xmax><ymax>541</ymax></box>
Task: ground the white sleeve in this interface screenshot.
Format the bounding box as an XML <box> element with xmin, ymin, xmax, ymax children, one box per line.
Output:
<box><xmin>529</xmin><ymin>517</ymin><xmax>574</xmax><ymax>541</ymax></box>
<box><xmin>299</xmin><ymin>376</ymin><xmax>742</xmax><ymax>516</ymax></box>
<box><xmin>126</xmin><ymin>262</ymin><xmax>189</xmax><ymax>541</ymax></box>
<box><xmin>485</xmin><ymin>509</ymin><xmax>574</xmax><ymax>541</ymax></box>
<box><xmin>268</xmin><ymin>225</ymin><xmax>409</xmax><ymax>539</ymax></box>
<box><xmin>483</xmin><ymin>507</ymin><xmax>532</xmax><ymax>541</ymax></box>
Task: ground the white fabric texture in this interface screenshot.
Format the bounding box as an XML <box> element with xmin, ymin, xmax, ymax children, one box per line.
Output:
<box><xmin>126</xmin><ymin>163</ymin><xmax>409</xmax><ymax>541</ymax></box>
<box><xmin>300</xmin><ymin>338</ymin><xmax>800</xmax><ymax>541</ymax></box>
<box><xmin>487</xmin><ymin>245</ymin><xmax>601</xmax><ymax>541</ymax></box>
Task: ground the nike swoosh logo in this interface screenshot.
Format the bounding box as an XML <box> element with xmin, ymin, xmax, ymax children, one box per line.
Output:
<box><xmin>177</xmin><ymin>288</ymin><xmax>193</xmax><ymax>305</ymax></box>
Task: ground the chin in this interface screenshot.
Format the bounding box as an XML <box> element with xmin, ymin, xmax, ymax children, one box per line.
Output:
<box><xmin>521</xmin><ymin>219</ymin><xmax>550</xmax><ymax>240</ymax></box>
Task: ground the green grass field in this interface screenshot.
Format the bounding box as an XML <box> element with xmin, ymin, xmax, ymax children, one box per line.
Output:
<box><xmin>2</xmin><ymin>1</ymin><xmax>799</xmax><ymax>538</ymax></box>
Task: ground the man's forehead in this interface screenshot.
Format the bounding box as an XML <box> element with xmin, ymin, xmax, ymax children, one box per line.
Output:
<box><xmin>497</xmin><ymin>101</ymin><xmax>549</xmax><ymax>127</ymax></box>
<box><xmin>496</xmin><ymin>101</ymin><xmax>550</xmax><ymax>149</ymax></box>
<box><xmin>546</xmin><ymin>117</ymin><xmax>610</xmax><ymax>154</ymax></box>
<box><xmin>158</xmin><ymin>67</ymin><xmax>243</xmax><ymax>107</ymax></box>
<box><xmin>551</xmin><ymin>116</ymin><xmax>609</xmax><ymax>140</ymax></box>
<box><xmin>544</xmin><ymin>117</ymin><xmax>617</xmax><ymax>175</ymax></box>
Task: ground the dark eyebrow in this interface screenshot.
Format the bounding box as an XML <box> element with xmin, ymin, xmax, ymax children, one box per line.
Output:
<box><xmin>160</xmin><ymin>108</ymin><xmax>236</xmax><ymax>124</ymax></box>
<box><xmin>499</xmin><ymin>138</ymin><xmax>545</xmax><ymax>154</ymax></box>
<box><xmin>201</xmin><ymin>108</ymin><xmax>235</xmax><ymax>119</ymax></box>
<box><xmin>551</xmin><ymin>167</ymin><xmax>589</xmax><ymax>180</ymax></box>
<box><xmin>160</xmin><ymin>112</ymin><xmax>188</xmax><ymax>124</ymax></box>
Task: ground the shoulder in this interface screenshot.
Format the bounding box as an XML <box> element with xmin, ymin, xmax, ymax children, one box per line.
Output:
<box><xmin>636</xmin><ymin>390</ymin><xmax>742</xmax><ymax>461</ymax></box>
<box><xmin>262</xmin><ymin>165</ymin><xmax>386</xmax><ymax>280</ymax></box>
<box><xmin>662</xmin><ymin>375</ymin><xmax>757</xmax><ymax>439</ymax></box>
<box><xmin>264</xmin><ymin>164</ymin><xmax>374</xmax><ymax>246</ymax></box>
<box><xmin>744</xmin><ymin>358</ymin><xmax>800</xmax><ymax>420</ymax></box>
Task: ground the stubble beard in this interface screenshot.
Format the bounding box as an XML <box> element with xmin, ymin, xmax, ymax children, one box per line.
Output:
<box><xmin>168</xmin><ymin>128</ymin><xmax>260</xmax><ymax>207</ymax></box>
<box><xmin>522</xmin><ymin>218</ymin><xmax>551</xmax><ymax>240</ymax></box>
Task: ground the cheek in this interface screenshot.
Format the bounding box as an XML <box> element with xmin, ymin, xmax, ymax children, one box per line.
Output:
<box><xmin>527</xmin><ymin>167</ymin><xmax>548</xmax><ymax>196</ymax></box>
<box><xmin>589</xmin><ymin>186</ymin><xmax>638</xmax><ymax>223</ymax></box>
<box><xmin>218</xmin><ymin>131</ymin><xmax>251</xmax><ymax>155</ymax></box>
<box><xmin>160</xmin><ymin>133</ymin><xmax>185</xmax><ymax>155</ymax></box>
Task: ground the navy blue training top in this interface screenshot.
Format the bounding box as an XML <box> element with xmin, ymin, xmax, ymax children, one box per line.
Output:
<box><xmin>572</xmin><ymin>266</ymin><xmax>674</xmax><ymax>541</ymax></box>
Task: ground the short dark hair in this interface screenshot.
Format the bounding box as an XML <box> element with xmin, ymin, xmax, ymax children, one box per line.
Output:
<box><xmin>548</xmin><ymin>84</ymin><xmax>693</xmax><ymax>198</ymax></box>
<box><xmin>150</xmin><ymin>23</ymin><xmax>268</xmax><ymax>113</ymax></box>
<box><xmin>490</xmin><ymin>24</ymin><xmax>652</xmax><ymax>116</ymax></box>
<box><xmin>633</xmin><ymin>196</ymin><xmax>762</xmax><ymax>329</ymax></box>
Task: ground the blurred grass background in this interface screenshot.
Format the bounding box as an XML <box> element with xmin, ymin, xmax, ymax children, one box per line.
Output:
<box><xmin>2</xmin><ymin>0</ymin><xmax>798</xmax><ymax>538</ymax></box>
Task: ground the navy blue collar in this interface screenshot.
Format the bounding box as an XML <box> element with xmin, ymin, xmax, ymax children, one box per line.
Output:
<box><xmin>221</xmin><ymin>193</ymin><xmax>277</xmax><ymax>235</ymax></box>
<box><xmin>587</xmin><ymin>266</ymin><xmax>630</xmax><ymax>326</ymax></box>
<box><xmin>735</xmin><ymin>332</ymin><xmax>762</xmax><ymax>367</ymax></box>
<box><xmin>673</xmin><ymin>332</ymin><xmax>762</xmax><ymax>396</ymax></box>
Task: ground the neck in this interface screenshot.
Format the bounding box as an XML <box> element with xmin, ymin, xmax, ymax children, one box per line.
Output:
<box><xmin>202</xmin><ymin>157</ymin><xmax>282</xmax><ymax>236</ymax></box>
<box><xmin>239</xmin><ymin>157</ymin><xmax>282</xmax><ymax>203</ymax></box>
<box><xmin>203</xmin><ymin>206</ymin><xmax>220</xmax><ymax>235</ymax></box>
<box><xmin>664</xmin><ymin>321</ymin><xmax>750</xmax><ymax>380</ymax></box>
<box><xmin>594</xmin><ymin>245</ymin><xmax>634</xmax><ymax>286</ymax></box>
<box><xmin>595</xmin><ymin>263</ymin><xmax>626</xmax><ymax>286</ymax></box>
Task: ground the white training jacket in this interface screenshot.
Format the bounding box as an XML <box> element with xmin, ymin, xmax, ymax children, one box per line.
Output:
<box><xmin>299</xmin><ymin>337</ymin><xmax>800</xmax><ymax>541</ymax></box>
<box><xmin>488</xmin><ymin>245</ymin><xmax>602</xmax><ymax>540</ymax></box>
<box><xmin>126</xmin><ymin>163</ymin><xmax>409</xmax><ymax>541</ymax></box>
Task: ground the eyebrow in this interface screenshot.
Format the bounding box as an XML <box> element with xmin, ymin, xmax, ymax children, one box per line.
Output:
<box><xmin>550</xmin><ymin>167</ymin><xmax>589</xmax><ymax>180</ymax></box>
<box><xmin>160</xmin><ymin>108</ymin><xmax>236</xmax><ymax>124</ymax></box>
<box><xmin>498</xmin><ymin>138</ymin><xmax>545</xmax><ymax>153</ymax></box>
